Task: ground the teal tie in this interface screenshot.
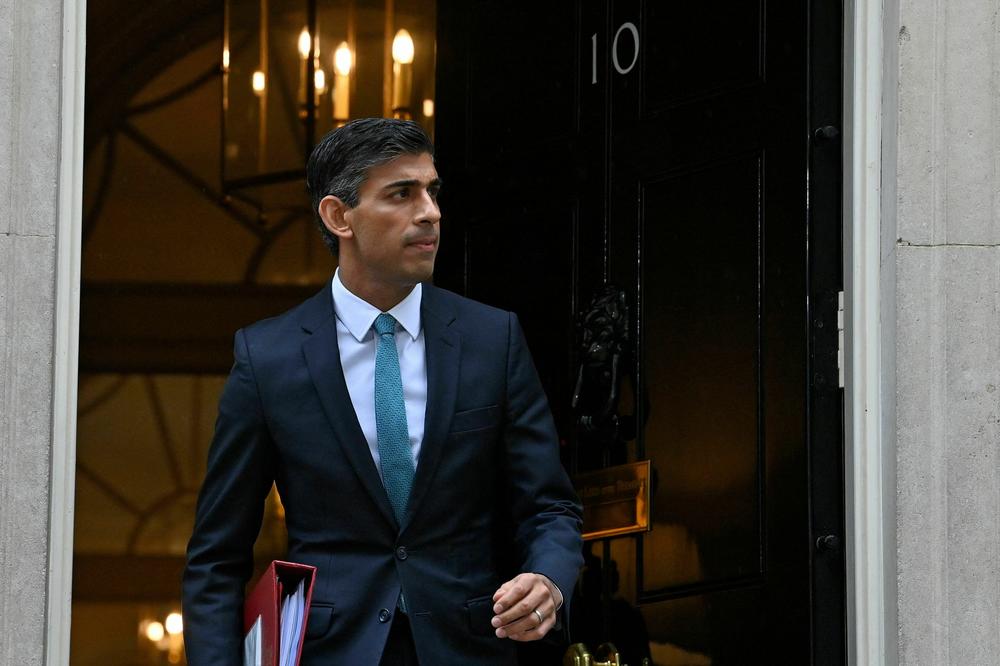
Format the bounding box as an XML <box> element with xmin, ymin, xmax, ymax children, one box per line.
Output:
<box><xmin>373</xmin><ymin>313</ymin><xmax>415</xmax><ymax>525</ymax></box>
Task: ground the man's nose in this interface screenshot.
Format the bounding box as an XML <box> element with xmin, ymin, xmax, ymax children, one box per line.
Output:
<box><xmin>416</xmin><ymin>190</ymin><xmax>441</xmax><ymax>224</ymax></box>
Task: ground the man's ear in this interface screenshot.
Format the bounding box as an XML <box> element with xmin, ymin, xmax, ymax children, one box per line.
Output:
<box><xmin>318</xmin><ymin>195</ymin><xmax>353</xmax><ymax>242</ymax></box>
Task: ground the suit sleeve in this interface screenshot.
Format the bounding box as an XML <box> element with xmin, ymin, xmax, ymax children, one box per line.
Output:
<box><xmin>502</xmin><ymin>312</ymin><xmax>584</xmax><ymax>625</ymax></box>
<box><xmin>182</xmin><ymin>328</ymin><xmax>277</xmax><ymax>665</ymax></box>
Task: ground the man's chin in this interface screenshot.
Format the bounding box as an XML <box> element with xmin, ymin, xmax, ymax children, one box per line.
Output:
<box><xmin>412</xmin><ymin>259</ymin><xmax>436</xmax><ymax>283</ymax></box>
<box><xmin>399</xmin><ymin>263</ymin><xmax>435</xmax><ymax>286</ymax></box>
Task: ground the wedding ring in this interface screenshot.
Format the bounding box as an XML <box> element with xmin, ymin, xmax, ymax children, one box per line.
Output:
<box><xmin>533</xmin><ymin>609</ymin><xmax>544</xmax><ymax>625</ymax></box>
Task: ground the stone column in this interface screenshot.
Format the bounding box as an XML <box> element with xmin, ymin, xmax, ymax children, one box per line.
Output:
<box><xmin>0</xmin><ymin>0</ymin><xmax>80</xmax><ymax>663</ymax></box>
<box><xmin>893</xmin><ymin>0</ymin><xmax>1000</xmax><ymax>662</ymax></box>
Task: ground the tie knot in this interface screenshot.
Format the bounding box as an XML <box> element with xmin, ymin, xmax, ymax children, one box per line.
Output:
<box><xmin>374</xmin><ymin>313</ymin><xmax>397</xmax><ymax>336</ymax></box>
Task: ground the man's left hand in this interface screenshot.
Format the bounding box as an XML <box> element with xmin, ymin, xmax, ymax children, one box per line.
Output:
<box><xmin>491</xmin><ymin>573</ymin><xmax>563</xmax><ymax>641</ymax></box>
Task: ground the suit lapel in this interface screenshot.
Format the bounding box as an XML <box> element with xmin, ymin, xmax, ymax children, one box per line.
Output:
<box><xmin>401</xmin><ymin>284</ymin><xmax>460</xmax><ymax>534</ymax></box>
<box><xmin>300</xmin><ymin>286</ymin><xmax>398</xmax><ymax>530</ymax></box>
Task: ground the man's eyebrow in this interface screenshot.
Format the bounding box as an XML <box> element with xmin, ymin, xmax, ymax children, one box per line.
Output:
<box><xmin>382</xmin><ymin>177</ymin><xmax>444</xmax><ymax>190</ymax></box>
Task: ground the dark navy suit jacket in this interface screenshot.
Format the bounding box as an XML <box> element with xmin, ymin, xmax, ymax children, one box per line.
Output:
<box><xmin>182</xmin><ymin>282</ymin><xmax>584</xmax><ymax>665</ymax></box>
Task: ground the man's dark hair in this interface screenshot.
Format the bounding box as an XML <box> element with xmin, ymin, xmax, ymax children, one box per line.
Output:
<box><xmin>306</xmin><ymin>118</ymin><xmax>435</xmax><ymax>255</ymax></box>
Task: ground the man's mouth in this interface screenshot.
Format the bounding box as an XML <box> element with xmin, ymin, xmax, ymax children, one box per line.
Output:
<box><xmin>408</xmin><ymin>237</ymin><xmax>438</xmax><ymax>250</ymax></box>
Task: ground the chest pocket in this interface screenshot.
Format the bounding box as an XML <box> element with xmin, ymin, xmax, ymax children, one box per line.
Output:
<box><xmin>449</xmin><ymin>405</ymin><xmax>501</xmax><ymax>434</ymax></box>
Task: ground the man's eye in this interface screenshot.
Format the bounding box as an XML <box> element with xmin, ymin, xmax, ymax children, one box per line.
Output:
<box><xmin>392</xmin><ymin>189</ymin><xmax>409</xmax><ymax>199</ymax></box>
<box><xmin>429</xmin><ymin>188</ymin><xmax>440</xmax><ymax>199</ymax></box>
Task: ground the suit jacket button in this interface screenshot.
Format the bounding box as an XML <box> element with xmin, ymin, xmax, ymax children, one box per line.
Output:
<box><xmin>379</xmin><ymin>608</ymin><xmax>391</xmax><ymax>623</ymax></box>
<box><xmin>396</xmin><ymin>546</ymin><xmax>408</xmax><ymax>560</ymax></box>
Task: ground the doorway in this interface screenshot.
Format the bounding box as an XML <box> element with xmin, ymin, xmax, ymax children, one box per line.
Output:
<box><xmin>72</xmin><ymin>1</ymin><xmax>436</xmax><ymax>662</ymax></box>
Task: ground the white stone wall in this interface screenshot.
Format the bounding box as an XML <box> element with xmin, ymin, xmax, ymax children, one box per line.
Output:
<box><xmin>0</xmin><ymin>0</ymin><xmax>65</xmax><ymax>663</ymax></box>
<box><xmin>893</xmin><ymin>0</ymin><xmax>1000</xmax><ymax>662</ymax></box>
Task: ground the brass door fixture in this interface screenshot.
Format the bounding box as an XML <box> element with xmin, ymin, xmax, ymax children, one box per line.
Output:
<box><xmin>563</xmin><ymin>642</ymin><xmax>650</xmax><ymax>666</ymax></box>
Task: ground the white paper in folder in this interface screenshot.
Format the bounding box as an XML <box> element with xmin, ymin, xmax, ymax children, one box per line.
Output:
<box><xmin>243</xmin><ymin>615</ymin><xmax>262</xmax><ymax>666</ymax></box>
<box><xmin>278</xmin><ymin>579</ymin><xmax>306</xmax><ymax>666</ymax></box>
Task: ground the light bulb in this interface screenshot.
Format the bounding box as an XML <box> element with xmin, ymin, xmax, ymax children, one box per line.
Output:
<box><xmin>145</xmin><ymin>621</ymin><xmax>165</xmax><ymax>642</ymax></box>
<box><xmin>252</xmin><ymin>70</ymin><xmax>266</xmax><ymax>94</ymax></box>
<box><xmin>222</xmin><ymin>48</ymin><xmax>230</xmax><ymax>69</ymax></box>
<box><xmin>422</xmin><ymin>99</ymin><xmax>434</xmax><ymax>117</ymax></box>
<box><xmin>392</xmin><ymin>29</ymin><xmax>414</xmax><ymax>64</ymax></box>
<box><xmin>314</xmin><ymin>68</ymin><xmax>326</xmax><ymax>93</ymax></box>
<box><xmin>334</xmin><ymin>42</ymin><xmax>352</xmax><ymax>76</ymax></box>
<box><xmin>298</xmin><ymin>29</ymin><xmax>311</xmax><ymax>58</ymax></box>
<box><xmin>165</xmin><ymin>612</ymin><xmax>183</xmax><ymax>636</ymax></box>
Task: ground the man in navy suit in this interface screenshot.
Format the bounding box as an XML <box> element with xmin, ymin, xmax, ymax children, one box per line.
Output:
<box><xmin>182</xmin><ymin>118</ymin><xmax>584</xmax><ymax>665</ymax></box>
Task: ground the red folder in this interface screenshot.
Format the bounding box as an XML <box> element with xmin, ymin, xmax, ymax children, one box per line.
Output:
<box><xmin>243</xmin><ymin>560</ymin><xmax>316</xmax><ymax>666</ymax></box>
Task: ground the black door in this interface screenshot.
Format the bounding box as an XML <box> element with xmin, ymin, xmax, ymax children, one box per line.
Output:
<box><xmin>434</xmin><ymin>1</ymin><xmax>844</xmax><ymax>663</ymax></box>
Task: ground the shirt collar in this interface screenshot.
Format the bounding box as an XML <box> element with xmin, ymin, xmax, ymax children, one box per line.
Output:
<box><xmin>331</xmin><ymin>269</ymin><xmax>422</xmax><ymax>342</ymax></box>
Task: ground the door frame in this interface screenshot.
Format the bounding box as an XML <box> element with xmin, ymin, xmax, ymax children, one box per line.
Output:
<box><xmin>843</xmin><ymin>0</ymin><xmax>897</xmax><ymax>663</ymax></box>
<box><xmin>47</xmin><ymin>0</ymin><xmax>86</xmax><ymax>663</ymax></box>
<box><xmin>44</xmin><ymin>0</ymin><xmax>896</xmax><ymax>662</ymax></box>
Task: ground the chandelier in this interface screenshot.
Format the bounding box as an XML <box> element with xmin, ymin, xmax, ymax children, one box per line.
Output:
<box><xmin>221</xmin><ymin>0</ymin><xmax>435</xmax><ymax>215</ymax></box>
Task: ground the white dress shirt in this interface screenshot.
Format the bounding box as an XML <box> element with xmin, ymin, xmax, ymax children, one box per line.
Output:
<box><xmin>331</xmin><ymin>269</ymin><xmax>426</xmax><ymax>476</ymax></box>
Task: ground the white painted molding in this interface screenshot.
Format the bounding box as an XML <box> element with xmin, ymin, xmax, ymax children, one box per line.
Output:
<box><xmin>844</xmin><ymin>0</ymin><xmax>892</xmax><ymax>663</ymax></box>
<box><xmin>45</xmin><ymin>0</ymin><xmax>86</xmax><ymax>663</ymax></box>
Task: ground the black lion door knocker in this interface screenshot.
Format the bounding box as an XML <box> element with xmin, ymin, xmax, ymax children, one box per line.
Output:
<box><xmin>572</xmin><ymin>285</ymin><xmax>635</xmax><ymax>464</ymax></box>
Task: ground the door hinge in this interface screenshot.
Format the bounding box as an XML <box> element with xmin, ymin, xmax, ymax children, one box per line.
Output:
<box><xmin>837</xmin><ymin>290</ymin><xmax>845</xmax><ymax>388</ymax></box>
